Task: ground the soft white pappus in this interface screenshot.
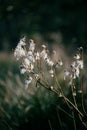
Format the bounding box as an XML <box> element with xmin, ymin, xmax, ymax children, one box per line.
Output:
<box><xmin>75</xmin><ymin>68</ymin><xmax>80</xmax><ymax>78</ymax></box>
<box><xmin>70</xmin><ymin>59</ymin><xmax>83</xmax><ymax>79</ymax></box>
<box><xmin>27</xmin><ymin>51</ymin><xmax>35</xmax><ymax>63</ymax></box>
<box><xmin>69</xmin><ymin>79</ymin><xmax>73</xmax><ymax>86</ymax></box>
<box><xmin>35</xmin><ymin>52</ymin><xmax>40</xmax><ymax>60</ymax></box>
<box><xmin>72</xmin><ymin>47</ymin><xmax>83</xmax><ymax>80</ymax></box>
<box><xmin>49</xmin><ymin>69</ymin><xmax>54</xmax><ymax>74</ymax></box>
<box><xmin>77</xmin><ymin>60</ymin><xmax>83</xmax><ymax>69</ymax></box>
<box><xmin>20</xmin><ymin>68</ymin><xmax>26</xmax><ymax>74</ymax></box>
<box><xmin>74</xmin><ymin>54</ymin><xmax>80</xmax><ymax>60</ymax></box>
<box><xmin>49</xmin><ymin>69</ymin><xmax>54</xmax><ymax>77</ymax></box>
<box><xmin>19</xmin><ymin>36</ymin><xmax>26</xmax><ymax>46</ymax></box>
<box><xmin>79</xmin><ymin>46</ymin><xmax>83</xmax><ymax>50</ymax></box>
<box><xmin>27</xmin><ymin>51</ymin><xmax>33</xmax><ymax>56</ymax></box>
<box><xmin>24</xmin><ymin>58</ymin><xmax>31</xmax><ymax>66</ymax></box>
<box><xmin>48</xmin><ymin>60</ymin><xmax>54</xmax><ymax>67</ymax></box>
<box><xmin>51</xmin><ymin>74</ymin><xmax>54</xmax><ymax>78</ymax></box>
<box><xmin>55</xmin><ymin>60</ymin><xmax>63</xmax><ymax>68</ymax></box>
<box><xmin>23</xmin><ymin>58</ymin><xmax>34</xmax><ymax>72</ymax></box>
<box><xmin>58</xmin><ymin>60</ymin><xmax>63</xmax><ymax>66</ymax></box>
<box><xmin>50</xmin><ymin>86</ymin><xmax>54</xmax><ymax>90</ymax></box>
<box><xmin>40</xmin><ymin>49</ymin><xmax>48</xmax><ymax>60</ymax></box>
<box><xmin>64</xmin><ymin>70</ymin><xmax>70</xmax><ymax>80</ymax></box>
<box><xmin>73</xmin><ymin>92</ymin><xmax>76</xmax><ymax>96</ymax></box>
<box><xmin>42</xmin><ymin>44</ymin><xmax>47</xmax><ymax>49</ymax></box>
<box><xmin>25</xmin><ymin>76</ymin><xmax>33</xmax><ymax>88</ymax></box>
<box><xmin>29</xmin><ymin>39</ymin><xmax>35</xmax><ymax>52</ymax></box>
<box><xmin>45</xmin><ymin>58</ymin><xmax>50</xmax><ymax>63</ymax></box>
<box><xmin>71</xmin><ymin>62</ymin><xmax>76</xmax><ymax>68</ymax></box>
<box><xmin>28</xmin><ymin>63</ymin><xmax>34</xmax><ymax>73</ymax></box>
<box><xmin>14</xmin><ymin>46</ymin><xmax>26</xmax><ymax>60</ymax></box>
<box><xmin>45</xmin><ymin>58</ymin><xmax>54</xmax><ymax>66</ymax></box>
<box><xmin>34</xmin><ymin>74</ymin><xmax>39</xmax><ymax>80</ymax></box>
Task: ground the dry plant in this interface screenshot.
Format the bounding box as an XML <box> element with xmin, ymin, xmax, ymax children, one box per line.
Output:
<box><xmin>14</xmin><ymin>36</ymin><xmax>87</xmax><ymax>129</ymax></box>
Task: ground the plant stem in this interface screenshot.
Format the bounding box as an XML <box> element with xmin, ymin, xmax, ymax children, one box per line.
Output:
<box><xmin>72</xmin><ymin>109</ymin><xmax>77</xmax><ymax>130</ymax></box>
<box><xmin>56</xmin><ymin>109</ymin><xmax>63</xmax><ymax>130</ymax></box>
<box><xmin>63</xmin><ymin>96</ymin><xmax>83</xmax><ymax>117</ymax></box>
<box><xmin>57</xmin><ymin>106</ymin><xmax>73</xmax><ymax>119</ymax></box>
<box><xmin>48</xmin><ymin>120</ymin><xmax>53</xmax><ymax>130</ymax></box>
<box><xmin>37</xmin><ymin>80</ymin><xmax>83</xmax><ymax>117</ymax></box>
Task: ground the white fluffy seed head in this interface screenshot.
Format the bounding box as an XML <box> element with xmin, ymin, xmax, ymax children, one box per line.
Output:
<box><xmin>19</xmin><ymin>37</ymin><xmax>26</xmax><ymax>46</ymax></box>
<box><xmin>14</xmin><ymin>46</ymin><xmax>26</xmax><ymax>60</ymax></box>
<box><xmin>35</xmin><ymin>52</ymin><xmax>40</xmax><ymax>60</ymax></box>
<box><xmin>25</xmin><ymin>76</ymin><xmax>32</xmax><ymax>86</ymax></box>
<box><xmin>29</xmin><ymin>39</ymin><xmax>35</xmax><ymax>52</ymax></box>
<box><xmin>50</xmin><ymin>86</ymin><xmax>54</xmax><ymax>90</ymax></box>
<box><xmin>40</xmin><ymin>49</ymin><xmax>48</xmax><ymax>60</ymax></box>
<box><xmin>74</xmin><ymin>54</ymin><xmax>80</xmax><ymax>60</ymax></box>
<box><xmin>20</xmin><ymin>68</ymin><xmax>26</xmax><ymax>74</ymax></box>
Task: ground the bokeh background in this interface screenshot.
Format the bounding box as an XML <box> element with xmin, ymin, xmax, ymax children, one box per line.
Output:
<box><xmin>0</xmin><ymin>0</ymin><xmax>87</xmax><ymax>52</ymax></box>
<box><xmin>0</xmin><ymin>0</ymin><xmax>87</xmax><ymax>130</ymax></box>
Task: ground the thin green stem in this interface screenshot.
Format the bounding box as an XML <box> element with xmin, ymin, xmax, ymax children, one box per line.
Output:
<box><xmin>72</xmin><ymin>109</ymin><xmax>77</xmax><ymax>130</ymax></box>
<box><xmin>71</xmin><ymin>84</ymin><xmax>77</xmax><ymax>107</ymax></box>
<box><xmin>37</xmin><ymin>80</ymin><xmax>83</xmax><ymax>117</ymax></box>
<box><xmin>56</xmin><ymin>109</ymin><xmax>63</xmax><ymax>130</ymax></box>
<box><xmin>78</xmin><ymin>114</ymin><xmax>87</xmax><ymax>128</ymax></box>
<box><xmin>54</xmin><ymin>70</ymin><xmax>71</xmax><ymax>109</ymax></box>
<box><xmin>63</xmin><ymin>96</ymin><xmax>83</xmax><ymax>117</ymax></box>
<box><xmin>57</xmin><ymin>106</ymin><xmax>73</xmax><ymax>119</ymax></box>
<box><xmin>48</xmin><ymin>120</ymin><xmax>53</xmax><ymax>130</ymax></box>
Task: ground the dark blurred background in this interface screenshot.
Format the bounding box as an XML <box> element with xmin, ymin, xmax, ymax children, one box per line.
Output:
<box><xmin>0</xmin><ymin>0</ymin><xmax>87</xmax><ymax>52</ymax></box>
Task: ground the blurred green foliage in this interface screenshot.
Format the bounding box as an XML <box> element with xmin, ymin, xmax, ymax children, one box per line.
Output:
<box><xmin>0</xmin><ymin>0</ymin><xmax>87</xmax><ymax>51</ymax></box>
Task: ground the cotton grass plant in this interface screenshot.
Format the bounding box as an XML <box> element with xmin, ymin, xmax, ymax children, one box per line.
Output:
<box><xmin>13</xmin><ymin>36</ymin><xmax>87</xmax><ymax>129</ymax></box>
<box><xmin>0</xmin><ymin>38</ymin><xmax>87</xmax><ymax>130</ymax></box>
